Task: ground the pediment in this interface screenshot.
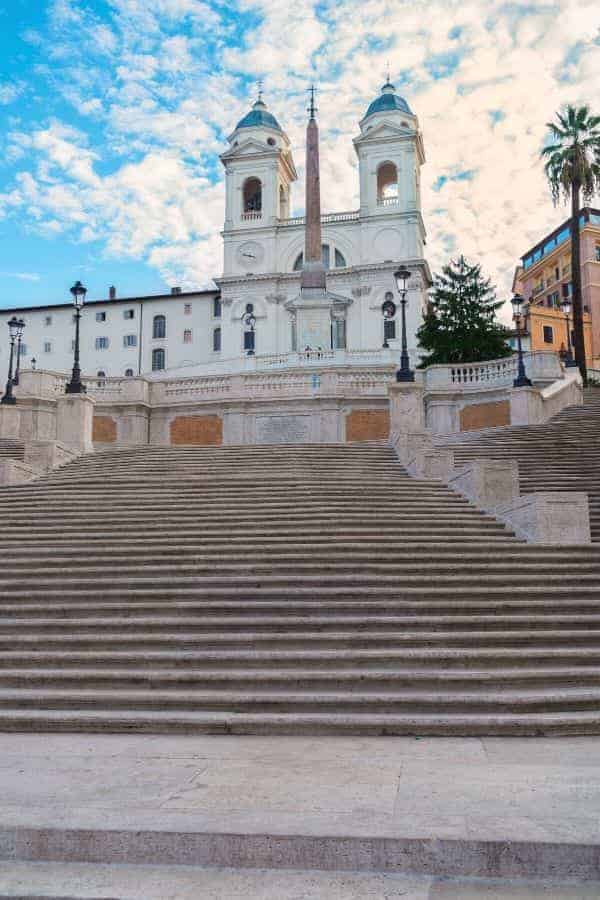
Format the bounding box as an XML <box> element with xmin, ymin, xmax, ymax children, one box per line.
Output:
<box><xmin>355</xmin><ymin>120</ymin><xmax>413</xmax><ymax>143</ymax></box>
<box><xmin>221</xmin><ymin>139</ymin><xmax>278</xmax><ymax>160</ymax></box>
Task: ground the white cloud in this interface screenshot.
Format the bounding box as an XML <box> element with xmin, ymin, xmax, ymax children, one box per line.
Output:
<box><xmin>0</xmin><ymin>272</ymin><xmax>41</xmax><ymax>282</ymax></box>
<box><xmin>3</xmin><ymin>0</ymin><xmax>600</xmax><ymax>307</ymax></box>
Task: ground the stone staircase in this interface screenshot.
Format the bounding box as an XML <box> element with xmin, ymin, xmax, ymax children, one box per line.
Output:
<box><xmin>0</xmin><ymin>439</ymin><xmax>24</xmax><ymax>460</ymax></box>
<box><xmin>445</xmin><ymin>387</ymin><xmax>600</xmax><ymax>542</ymax></box>
<box><xmin>0</xmin><ymin>440</ymin><xmax>599</xmax><ymax>735</ymax></box>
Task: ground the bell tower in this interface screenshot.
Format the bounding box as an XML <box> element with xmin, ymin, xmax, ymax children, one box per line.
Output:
<box><xmin>220</xmin><ymin>90</ymin><xmax>297</xmax><ymax>277</ymax></box>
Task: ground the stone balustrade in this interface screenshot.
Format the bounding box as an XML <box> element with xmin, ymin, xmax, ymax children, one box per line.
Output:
<box><xmin>422</xmin><ymin>351</ymin><xmax>562</xmax><ymax>392</ymax></box>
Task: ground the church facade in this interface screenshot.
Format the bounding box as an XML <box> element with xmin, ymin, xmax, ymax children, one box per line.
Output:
<box><xmin>217</xmin><ymin>81</ymin><xmax>430</xmax><ymax>364</ymax></box>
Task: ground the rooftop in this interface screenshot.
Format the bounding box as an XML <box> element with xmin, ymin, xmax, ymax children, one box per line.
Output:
<box><xmin>364</xmin><ymin>80</ymin><xmax>412</xmax><ymax>119</ymax></box>
<box><xmin>235</xmin><ymin>98</ymin><xmax>282</xmax><ymax>133</ymax></box>
<box><xmin>0</xmin><ymin>288</ymin><xmax>219</xmax><ymax>316</ymax></box>
<box><xmin>521</xmin><ymin>207</ymin><xmax>600</xmax><ymax>271</ymax></box>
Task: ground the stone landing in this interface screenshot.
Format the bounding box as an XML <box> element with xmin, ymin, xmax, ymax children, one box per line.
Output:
<box><xmin>1</xmin><ymin>734</ymin><xmax>599</xmax><ymax>887</ymax></box>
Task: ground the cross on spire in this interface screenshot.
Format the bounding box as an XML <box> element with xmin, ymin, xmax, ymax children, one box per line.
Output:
<box><xmin>307</xmin><ymin>84</ymin><xmax>317</xmax><ymax>119</ymax></box>
<box><xmin>257</xmin><ymin>79</ymin><xmax>264</xmax><ymax>102</ymax></box>
<box><xmin>384</xmin><ymin>61</ymin><xmax>391</xmax><ymax>84</ymax></box>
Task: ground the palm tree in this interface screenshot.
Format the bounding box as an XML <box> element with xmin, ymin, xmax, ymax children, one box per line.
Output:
<box><xmin>541</xmin><ymin>105</ymin><xmax>600</xmax><ymax>383</ymax></box>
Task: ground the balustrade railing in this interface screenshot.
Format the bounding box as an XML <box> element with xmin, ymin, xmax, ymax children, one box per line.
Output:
<box><xmin>277</xmin><ymin>210</ymin><xmax>359</xmax><ymax>227</ymax></box>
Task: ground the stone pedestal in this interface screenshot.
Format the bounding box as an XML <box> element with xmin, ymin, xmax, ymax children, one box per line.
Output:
<box><xmin>24</xmin><ymin>440</ymin><xmax>78</xmax><ymax>473</ymax></box>
<box><xmin>510</xmin><ymin>386</ymin><xmax>544</xmax><ymax>427</ymax></box>
<box><xmin>497</xmin><ymin>492</ymin><xmax>591</xmax><ymax>545</ymax></box>
<box><xmin>0</xmin><ymin>405</ymin><xmax>21</xmax><ymax>439</ymax></box>
<box><xmin>388</xmin><ymin>382</ymin><xmax>426</xmax><ymax>432</ymax></box>
<box><xmin>56</xmin><ymin>395</ymin><xmax>95</xmax><ymax>452</ymax></box>
<box><xmin>449</xmin><ymin>459</ymin><xmax>520</xmax><ymax>511</ymax></box>
<box><xmin>0</xmin><ymin>459</ymin><xmax>37</xmax><ymax>486</ymax></box>
<box><xmin>407</xmin><ymin>448</ymin><xmax>455</xmax><ymax>481</ymax></box>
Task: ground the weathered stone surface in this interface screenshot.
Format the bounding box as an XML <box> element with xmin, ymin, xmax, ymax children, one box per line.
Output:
<box><xmin>56</xmin><ymin>395</ymin><xmax>95</xmax><ymax>452</ymax></box>
<box><xmin>497</xmin><ymin>491</ymin><xmax>592</xmax><ymax>545</ymax></box>
<box><xmin>0</xmin><ymin>406</ymin><xmax>20</xmax><ymax>440</ymax></box>
<box><xmin>407</xmin><ymin>448</ymin><xmax>455</xmax><ymax>481</ymax></box>
<box><xmin>170</xmin><ymin>415</ymin><xmax>222</xmax><ymax>446</ymax></box>
<box><xmin>345</xmin><ymin>409</ymin><xmax>389</xmax><ymax>442</ymax></box>
<box><xmin>92</xmin><ymin>416</ymin><xmax>117</xmax><ymax>444</ymax></box>
<box><xmin>0</xmin><ymin>459</ymin><xmax>37</xmax><ymax>486</ymax></box>
<box><xmin>449</xmin><ymin>460</ymin><xmax>520</xmax><ymax>511</ymax></box>
<box><xmin>255</xmin><ymin>414</ymin><xmax>311</xmax><ymax>444</ymax></box>
<box><xmin>24</xmin><ymin>441</ymin><xmax>78</xmax><ymax>474</ymax></box>
<box><xmin>460</xmin><ymin>400</ymin><xmax>510</xmax><ymax>432</ymax></box>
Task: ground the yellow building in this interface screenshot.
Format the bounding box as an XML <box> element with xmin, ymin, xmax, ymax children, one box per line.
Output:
<box><xmin>514</xmin><ymin>207</ymin><xmax>599</xmax><ymax>368</ymax></box>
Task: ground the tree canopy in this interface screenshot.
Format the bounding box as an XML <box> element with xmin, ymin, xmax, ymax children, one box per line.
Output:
<box><xmin>417</xmin><ymin>255</ymin><xmax>511</xmax><ymax>367</ymax></box>
<box><xmin>541</xmin><ymin>105</ymin><xmax>600</xmax><ymax>205</ymax></box>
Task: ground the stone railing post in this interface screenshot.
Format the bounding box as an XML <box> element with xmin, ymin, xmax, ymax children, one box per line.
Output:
<box><xmin>56</xmin><ymin>395</ymin><xmax>96</xmax><ymax>452</ymax></box>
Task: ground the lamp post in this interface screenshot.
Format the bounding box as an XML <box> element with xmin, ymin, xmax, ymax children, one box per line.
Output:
<box><xmin>12</xmin><ymin>318</ymin><xmax>25</xmax><ymax>386</ymax></box>
<box><xmin>1</xmin><ymin>317</ymin><xmax>21</xmax><ymax>405</ymax></box>
<box><xmin>65</xmin><ymin>280</ymin><xmax>87</xmax><ymax>394</ymax></box>
<box><xmin>243</xmin><ymin>306</ymin><xmax>256</xmax><ymax>356</ymax></box>
<box><xmin>560</xmin><ymin>297</ymin><xmax>578</xmax><ymax>368</ymax></box>
<box><xmin>511</xmin><ymin>293</ymin><xmax>531</xmax><ymax>387</ymax></box>
<box><xmin>394</xmin><ymin>266</ymin><xmax>414</xmax><ymax>382</ymax></box>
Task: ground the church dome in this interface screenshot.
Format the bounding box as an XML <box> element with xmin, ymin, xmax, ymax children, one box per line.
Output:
<box><xmin>364</xmin><ymin>80</ymin><xmax>412</xmax><ymax>118</ymax></box>
<box><xmin>235</xmin><ymin>98</ymin><xmax>282</xmax><ymax>132</ymax></box>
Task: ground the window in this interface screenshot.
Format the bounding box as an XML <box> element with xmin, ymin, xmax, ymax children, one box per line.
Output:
<box><xmin>95</xmin><ymin>337</ymin><xmax>109</xmax><ymax>350</ymax></box>
<box><xmin>183</xmin><ymin>329</ymin><xmax>192</xmax><ymax>344</ymax></box>
<box><xmin>123</xmin><ymin>334</ymin><xmax>137</xmax><ymax>348</ymax></box>
<box><xmin>595</xmin><ymin>245</ymin><xmax>600</xmax><ymax>262</ymax></box>
<box><xmin>96</xmin><ymin>311</ymin><xmax>106</xmax><ymax>322</ymax></box>
<box><xmin>334</xmin><ymin>248</ymin><xmax>347</xmax><ymax>268</ymax></box>
<box><xmin>377</xmin><ymin>161</ymin><xmax>399</xmax><ymax>201</ymax></box>
<box><xmin>184</xmin><ymin>303</ymin><xmax>192</xmax><ymax>315</ymax></box>
<box><xmin>213</xmin><ymin>326</ymin><xmax>221</xmax><ymax>352</ymax></box>
<box><xmin>243</xmin><ymin>330</ymin><xmax>255</xmax><ymax>352</ymax></box>
<box><xmin>125</xmin><ymin>368</ymin><xmax>134</xmax><ymax>377</ymax></box>
<box><xmin>123</xmin><ymin>309</ymin><xmax>135</xmax><ymax>320</ymax></box>
<box><xmin>19</xmin><ymin>343</ymin><xmax>27</xmax><ymax>356</ymax></box>
<box><xmin>384</xmin><ymin>318</ymin><xmax>396</xmax><ymax>341</ymax></box>
<box><xmin>213</xmin><ymin>297</ymin><xmax>222</xmax><ymax>318</ymax></box>
<box><xmin>43</xmin><ymin>341</ymin><xmax>52</xmax><ymax>353</ymax></box>
<box><xmin>44</xmin><ymin>315</ymin><xmax>52</xmax><ymax>326</ymax></box>
<box><xmin>547</xmin><ymin>291</ymin><xmax>559</xmax><ymax>308</ymax></box>
<box><xmin>555</xmin><ymin>266</ymin><xmax>560</xmax><ymax>282</ymax></box>
<box><xmin>153</xmin><ymin>314</ymin><xmax>166</xmax><ymax>339</ymax></box>
<box><xmin>543</xmin><ymin>325</ymin><xmax>553</xmax><ymax>344</ymax></box>
<box><xmin>331</xmin><ymin>318</ymin><xmax>346</xmax><ymax>350</ymax></box>
<box><xmin>293</xmin><ymin>244</ymin><xmax>346</xmax><ymax>271</ymax></box>
<box><xmin>152</xmin><ymin>348</ymin><xmax>165</xmax><ymax>371</ymax></box>
<box><xmin>243</xmin><ymin>177</ymin><xmax>262</xmax><ymax>213</ymax></box>
<box><xmin>97</xmin><ymin>370</ymin><xmax>106</xmax><ymax>378</ymax></box>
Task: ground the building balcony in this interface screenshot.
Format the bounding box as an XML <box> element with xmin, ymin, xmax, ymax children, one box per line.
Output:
<box><xmin>241</xmin><ymin>211</ymin><xmax>262</xmax><ymax>221</ymax></box>
<box><xmin>377</xmin><ymin>196</ymin><xmax>399</xmax><ymax>207</ymax></box>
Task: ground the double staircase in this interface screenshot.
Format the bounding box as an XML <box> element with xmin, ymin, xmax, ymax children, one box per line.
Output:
<box><xmin>0</xmin><ymin>438</ymin><xmax>599</xmax><ymax>735</ymax></box>
<box><xmin>445</xmin><ymin>387</ymin><xmax>600</xmax><ymax>542</ymax></box>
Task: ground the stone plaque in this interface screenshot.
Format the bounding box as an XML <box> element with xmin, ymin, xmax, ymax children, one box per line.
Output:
<box><xmin>297</xmin><ymin>308</ymin><xmax>330</xmax><ymax>350</ymax></box>
<box><xmin>255</xmin><ymin>415</ymin><xmax>312</xmax><ymax>444</ymax></box>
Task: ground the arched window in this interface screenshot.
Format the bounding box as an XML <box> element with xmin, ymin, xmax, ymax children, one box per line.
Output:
<box><xmin>213</xmin><ymin>326</ymin><xmax>221</xmax><ymax>352</ymax></box>
<box><xmin>97</xmin><ymin>370</ymin><xmax>106</xmax><ymax>378</ymax></box>
<box><xmin>152</xmin><ymin>348</ymin><xmax>165</xmax><ymax>371</ymax></box>
<box><xmin>153</xmin><ymin>314</ymin><xmax>166</xmax><ymax>339</ymax></box>
<box><xmin>382</xmin><ymin>292</ymin><xmax>397</xmax><ymax>345</ymax></box>
<box><xmin>243</xmin><ymin>178</ymin><xmax>262</xmax><ymax>214</ymax></box>
<box><xmin>125</xmin><ymin>368</ymin><xmax>134</xmax><ymax>377</ymax></box>
<box><xmin>293</xmin><ymin>244</ymin><xmax>346</xmax><ymax>271</ymax></box>
<box><xmin>377</xmin><ymin>162</ymin><xmax>398</xmax><ymax>203</ymax></box>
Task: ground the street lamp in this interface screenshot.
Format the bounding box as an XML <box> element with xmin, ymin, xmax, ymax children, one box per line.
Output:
<box><xmin>243</xmin><ymin>305</ymin><xmax>256</xmax><ymax>356</ymax></box>
<box><xmin>65</xmin><ymin>280</ymin><xmax>87</xmax><ymax>394</ymax></box>
<box><xmin>394</xmin><ymin>266</ymin><xmax>414</xmax><ymax>382</ymax></box>
<box><xmin>560</xmin><ymin>296</ymin><xmax>578</xmax><ymax>368</ymax></box>
<box><xmin>12</xmin><ymin>318</ymin><xmax>26</xmax><ymax>386</ymax></box>
<box><xmin>1</xmin><ymin>317</ymin><xmax>21</xmax><ymax>405</ymax></box>
<box><xmin>511</xmin><ymin>293</ymin><xmax>532</xmax><ymax>387</ymax></box>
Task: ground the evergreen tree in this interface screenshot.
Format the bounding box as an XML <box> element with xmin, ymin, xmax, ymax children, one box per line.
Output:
<box><xmin>417</xmin><ymin>255</ymin><xmax>511</xmax><ymax>367</ymax></box>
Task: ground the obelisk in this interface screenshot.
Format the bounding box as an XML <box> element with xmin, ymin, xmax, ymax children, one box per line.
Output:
<box><xmin>301</xmin><ymin>86</ymin><xmax>326</xmax><ymax>293</ymax></box>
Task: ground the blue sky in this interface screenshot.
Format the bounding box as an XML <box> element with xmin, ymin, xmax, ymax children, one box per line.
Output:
<box><xmin>0</xmin><ymin>0</ymin><xmax>598</xmax><ymax>313</ymax></box>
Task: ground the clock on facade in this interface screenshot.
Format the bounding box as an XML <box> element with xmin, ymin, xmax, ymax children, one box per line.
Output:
<box><xmin>236</xmin><ymin>242</ymin><xmax>264</xmax><ymax>268</ymax></box>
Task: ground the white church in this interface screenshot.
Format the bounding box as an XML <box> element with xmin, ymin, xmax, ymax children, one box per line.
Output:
<box><xmin>1</xmin><ymin>80</ymin><xmax>430</xmax><ymax>379</ymax></box>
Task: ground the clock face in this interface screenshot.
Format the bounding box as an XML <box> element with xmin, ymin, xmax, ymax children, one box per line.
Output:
<box><xmin>237</xmin><ymin>241</ymin><xmax>264</xmax><ymax>268</ymax></box>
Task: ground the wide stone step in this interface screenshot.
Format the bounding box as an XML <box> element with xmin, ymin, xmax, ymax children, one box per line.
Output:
<box><xmin>1</xmin><ymin>686</ymin><xmax>599</xmax><ymax>714</ymax></box>
<box><xmin>3</xmin><ymin>664</ymin><xmax>600</xmax><ymax>690</ymax></box>
<box><xmin>0</xmin><ymin>706</ymin><xmax>597</xmax><ymax>735</ymax></box>
<box><xmin>1</xmin><ymin>646</ymin><xmax>598</xmax><ymax>670</ymax></box>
